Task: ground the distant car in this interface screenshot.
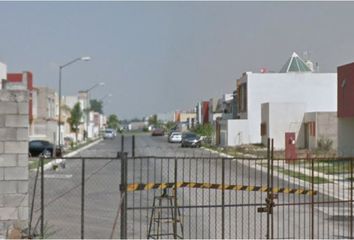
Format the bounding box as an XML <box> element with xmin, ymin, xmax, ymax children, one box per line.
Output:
<box><xmin>168</xmin><ymin>132</ymin><xmax>182</xmax><ymax>143</ymax></box>
<box><xmin>181</xmin><ymin>132</ymin><xmax>202</xmax><ymax>148</ymax></box>
<box><xmin>151</xmin><ymin>128</ymin><xmax>164</xmax><ymax>136</ymax></box>
<box><xmin>29</xmin><ymin>140</ymin><xmax>54</xmax><ymax>158</ymax></box>
<box><xmin>106</xmin><ymin>128</ymin><xmax>117</xmax><ymax>137</ymax></box>
<box><xmin>103</xmin><ymin>129</ymin><xmax>115</xmax><ymax>139</ymax></box>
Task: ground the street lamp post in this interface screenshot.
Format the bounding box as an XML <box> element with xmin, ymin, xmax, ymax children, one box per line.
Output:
<box><xmin>58</xmin><ymin>56</ymin><xmax>91</xmax><ymax>156</ymax></box>
<box><xmin>83</xmin><ymin>82</ymin><xmax>104</xmax><ymax>141</ymax></box>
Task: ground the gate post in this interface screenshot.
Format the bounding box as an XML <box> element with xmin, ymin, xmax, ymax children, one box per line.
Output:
<box><xmin>120</xmin><ymin>151</ymin><xmax>128</xmax><ymax>239</ymax></box>
<box><xmin>132</xmin><ymin>135</ymin><xmax>135</xmax><ymax>157</ymax></box>
<box><xmin>266</xmin><ymin>138</ymin><xmax>270</xmax><ymax>239</ymax></box>
<box><xmin>40</xmin><ymin>157</ymin><xmax>44</xmax><ymax>238</ymax></box>
<box><xmin>221</xmin><ymin>158</ymin><xmax>225</xmax><ymax>239</ymax></box>
<box><xmin>173</xmin><ymin>158</ymin><xmax>178</xmax><ymax>239</ymax></box>
<box><xmin>265</xmin><ymin>138</ymin><xmax>275</xmax><ymax>239</ymax></box>
<box><xmin>350</xmin><ymin>158</ymin><xmax>353</xmax><ymax>239</ymax></box>
<box><xmin>81</xmin><ymin>158</ymin><xmax>86</xmax><ymax>239</ymax></box>
<box><xmin>121</xmin><ymin>135</ymin><xmax>125</xmax><ymax>153</ymax></box>
<box><xmin>270</xmin><ymin>139</ymin><xmax>274</xmax><ymax>239</ymax></box>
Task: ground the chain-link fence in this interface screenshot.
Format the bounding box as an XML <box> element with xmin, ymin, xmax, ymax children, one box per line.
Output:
<box><xmin>28</xmin><ymin>135</ymin><xmax>354</xmax><ymax>239</ymax></box>
<box><xmin>28</xmin><ymin>157</ymin><xmax>121</xmax><ymax>239</ymax></box>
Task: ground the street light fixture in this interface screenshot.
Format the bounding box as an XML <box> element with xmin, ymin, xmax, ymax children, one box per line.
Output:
<box><xmin>58</xmin><ymin>56</ymin><xmax>91</xmax><ymax>156</ymax></box>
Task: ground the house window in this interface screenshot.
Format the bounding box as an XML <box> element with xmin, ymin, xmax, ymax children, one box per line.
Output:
<box><xmin>261</xmin><ymin>122</ymin><xmax>267</xmax><ymax>136</ymax></box>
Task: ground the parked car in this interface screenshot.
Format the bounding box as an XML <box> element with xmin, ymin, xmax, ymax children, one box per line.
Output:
<box><xmin>168</xmin><ymin>132</ymin><xmax>182</xmax><ymax>143</ymax></box>
<box><xmin>151</xmin><ymin>128</ymin><xmax>164</xmax><ymax>136</ymax></box>
<box><xmin>103</xmin><ymin>129</ymin><xmax>115</xmax><ymax>139</ymax></box>
<box><xmin>181</xmin><ymin>132</ymin><xmax>202</xmax><ymax>148</ymax></box>
<box><xmin>29</xmin><ymin>140</ymin><xmax>55</xmax><ymax>157</ymax></box>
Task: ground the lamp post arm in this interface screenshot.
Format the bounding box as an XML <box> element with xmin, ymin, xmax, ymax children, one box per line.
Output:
<box><xmin>85</xmin><ymin>83</ymin><xmax>100</xmax><ymax>92</ymax></box>
<box><xmin>60</xmin><ymin>57</ymin><xmax>82</xmax><ymax>69</ymax></box>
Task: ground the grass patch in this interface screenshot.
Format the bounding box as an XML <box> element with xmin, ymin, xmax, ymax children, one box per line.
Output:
<box><xmin>312</xmin><ymin>164</ymin><xmax>350</xmax><ymax>175</ymax></box>
<box><xmin>274</xmin><ymin>166</ymin><xmax>331</xmax><ymax>184</ymax></box>
<box><xmin>65</xmin><ymin>137</ymin><xmax>99</xmax><ymax>154</ymax></box>
<box><xmin>202</xmin><ymin>144</ymin><xmax>246</xmax><ymax>158</ymax></box>
<box><xmin>29</xmin><ymin>159</ymin><xmax>51</xmax><ymax>170</ymax></box>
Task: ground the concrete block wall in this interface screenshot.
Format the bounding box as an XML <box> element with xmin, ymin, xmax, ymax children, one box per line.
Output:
<box><xmin>0</xmin><ymin>90</ymin><xmax>29</xmax><ymax>236</ymax></box>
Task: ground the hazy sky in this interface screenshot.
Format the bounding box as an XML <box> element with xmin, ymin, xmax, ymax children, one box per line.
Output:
<box><xmin>1</xmin><ymin>2</ymin><xmax>354</xmax><ymax>119</ymax></box>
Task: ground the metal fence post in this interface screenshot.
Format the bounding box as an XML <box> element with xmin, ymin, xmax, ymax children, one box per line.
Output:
<box><xmin>221</xmin><ymin>158</ymin><xmax>225</xmax><ymax>239</ymax></box>
<box><xmin>120</xmin><ymin>152</ymin><xmax>128</xmax><ymax>239</ymax></box>
<box><xmin>173</xmin><ymin>158</ymin><xmax>178</xmax><ymax>239</ymax></box>
<box><xmin>121</xmin><ymin>135</ymin><xmax>125</xmax><ymax>153</ymax></box>
<box><xmin>40</xmin><ymin>157</ymin><xmax>44</xmax><ymax>238</ymax></box>
<box><xmin>270</xmin><ymin>139</ymin><xmax>274</xmax><ymax>239</ymax></box>
<box><xmin>132</xmin><ymin>135</ymin><xmax>135</xmax><ymax>158</ymax></box>
<box><xmin>311</xmin><ymin>158</ymin><xmax>314</xmax><ymax>239</ymax></box>
<box><xmin>29</xmin><ymin>160</ymin><xmax>41</xmax><ymax>238</ymax></box>
<box><xmin>350</xmin><ymin>158</ymin><xmax>353</xmax><ymax>239</ymax></box>
<box><xmin>266</xmin><ymin>138</ymin><xmax>270</xmax><ymax>239</ymax></box>
<box><xmin>81</xmin><ymin>158</ymin><xmax>86</xmax><ymax>239</ymax></box>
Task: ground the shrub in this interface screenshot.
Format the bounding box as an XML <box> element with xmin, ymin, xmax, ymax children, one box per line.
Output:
<box><xmin>317</xmin><ymin>137</ymin><xmax>333</xmax><ymax>152</ymax></box>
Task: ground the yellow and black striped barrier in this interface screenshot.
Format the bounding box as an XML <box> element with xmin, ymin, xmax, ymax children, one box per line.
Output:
<box><xmin>122</xmin><ymin>182</ymin><xmax>317</xmax><ymax>196</ymax></box>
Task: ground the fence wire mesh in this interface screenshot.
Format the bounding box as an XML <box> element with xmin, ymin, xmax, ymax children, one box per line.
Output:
<box><xmin>28</xmin><ymin>135</ymin><xmax>354</xmax><ymax>239</ymax></box>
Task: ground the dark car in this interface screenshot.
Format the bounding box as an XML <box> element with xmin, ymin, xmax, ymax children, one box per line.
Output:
<box><xmin>29</xmin><ymin>140</ymin><xmax>54</xmax><ymax>157</ymax></box>
<box><xmin>181</xmin><ymin>132</ymin><xmax>202</xmax><ymax>148</ymax></box>
<box><xmin>151</xmin><ymin>128</ymin><xmax>164</xmax><ymax>136</ymax></box>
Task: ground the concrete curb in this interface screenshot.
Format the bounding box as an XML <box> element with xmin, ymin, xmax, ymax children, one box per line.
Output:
<box><xmin>37</xmin><ymin>138</ymin><xmax>103</xmax><ymax>172</ymax></box>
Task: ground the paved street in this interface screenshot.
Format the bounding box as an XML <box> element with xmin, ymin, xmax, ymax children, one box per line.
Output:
<box><xmin>29</xmin><ymin>134</ymin><xmax>352</xmax><ymax>239</ymax></box>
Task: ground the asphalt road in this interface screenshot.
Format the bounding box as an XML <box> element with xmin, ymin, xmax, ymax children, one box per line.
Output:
<box><xmin>28</xmin><ymin>134</ymin><xmax>352</xmax><ymax>239</ymax></box>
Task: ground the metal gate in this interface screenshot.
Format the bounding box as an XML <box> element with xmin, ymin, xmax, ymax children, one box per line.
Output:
<box><xmin>29</xmin><ymin>135</ymin><xmax>354</xmax><ymax>239</ymax></box>
<box><xmin>120</xmin><ymin>137</ymin><xmax>354</xmax><ymax>239</ymax></box>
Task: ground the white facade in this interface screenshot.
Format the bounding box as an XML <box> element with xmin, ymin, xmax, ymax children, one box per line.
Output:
<box><xmin>234</xmin><ymin>72</ymin><xmax>337</xmax><ymax>145</ymax></box>
<box><xmin>261</xmin><ymin>102</ymin><xmax>305</xmax><ymax>149</ymax></box>
<box><xmin>62</xmin><ymin>95</ymin><xmax>79</xmax><ymax>109</ymax></box>
<box><xmin>220</xmin><ymin>119</ymin><xmax>249</xmax><ymax>146</ymax></box>
<box><xmin>0</xmin><ymin>62</ymin><xmax>7</xmax><ymax>89</ymax></box>
<box><xmin>303</xmin><ymin>112</ymin><xmax>337</xmax><ymax>150</ymax></box>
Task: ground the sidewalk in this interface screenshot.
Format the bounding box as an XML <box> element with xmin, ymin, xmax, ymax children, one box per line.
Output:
<box><xmin>36</xmin><ymin>137</ymin><xmax>103</xmax><ymax>172</ymax></box>
<box><xmin>201</xmin><ymin>146</ymin><xmax>352</xmax><ymax>201</ymax></box>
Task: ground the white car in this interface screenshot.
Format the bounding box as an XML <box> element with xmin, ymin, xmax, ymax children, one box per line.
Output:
<box><xmin>103</xmin><ymin>129</ymin><xmax>115</xmax><ymax>139</ymax></box>
<box><xmin>168</xmin><ymin>132</ymin><xmax>182</xmax><ymax>143</ymax></box>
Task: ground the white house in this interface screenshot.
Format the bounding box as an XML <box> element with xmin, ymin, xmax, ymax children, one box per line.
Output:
<box><xmin>221</xmin><ymin>52</ymin><xmax>337</xmax><ymax>148</ymax></box>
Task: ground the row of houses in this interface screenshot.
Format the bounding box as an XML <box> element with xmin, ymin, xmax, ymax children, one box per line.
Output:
<box><xmin>159</xmin><ymin>52</ymin><xmax>354</xmax><ymax>157</ymax></box>
<box><xmin>0</xmin><ymin>62</ymin><xmax>107</xmax><ymax>146</ymax></box>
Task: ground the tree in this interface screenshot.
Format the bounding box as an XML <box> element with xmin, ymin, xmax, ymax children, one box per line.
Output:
<box><xmin>67</xmin><ymin>102</ymin><xmax>83</xmax><ymax>142</ymax></box>
<box><xmin>90</xmin><ymin>99</ymin><xmax>103</xmax><ymax>114</ymax></box>
<box><xmin>148</xmin><ymin>114</ymin><xmax>158</xmax><ymax>126</ymax></box>
<box><xmin>107</xmin><ymin>114</ymin><xmax>120</xmax><ymax>131</ymax></box>
<box><xmin>165</xmin><ymin>121</ymin><xmax>176</xmax><ymax>131</ymax></box>
<box><xmin>192</xmin><ymin>123</ymin><xmax>213</xmax><ymax>137</ymax></box>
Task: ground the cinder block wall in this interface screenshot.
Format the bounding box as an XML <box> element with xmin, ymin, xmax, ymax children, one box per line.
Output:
<box><xmin>0</xmin><ymin>90</ymin><xmax>29</xmax><ymax>236</ymax></box>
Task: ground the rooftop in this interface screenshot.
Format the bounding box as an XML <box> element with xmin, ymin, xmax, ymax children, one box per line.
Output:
<box><xmin>279</xmin><ymin>52</ymin><xmax>313</xmax><ymax>73</ymax></box>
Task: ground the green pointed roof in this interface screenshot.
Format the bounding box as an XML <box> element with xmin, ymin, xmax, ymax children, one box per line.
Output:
<box><xmin>280</xmin><ymin>52</ymin><xmax>312</xmax><ymax>73</ymax></box>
